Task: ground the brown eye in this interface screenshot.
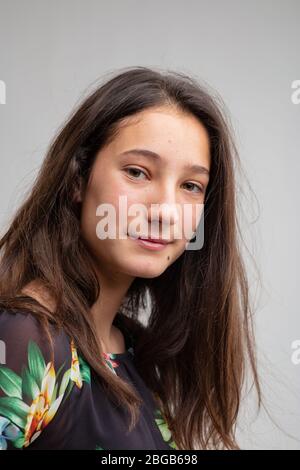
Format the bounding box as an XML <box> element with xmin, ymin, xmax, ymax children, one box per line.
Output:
<box><xmin>124</xmin><ymin>167</ymin><xmax>147</xmax><ymax>180</ymax></box>
<box><xmin>182</xmin><ymin>182</ymin><xmax>204</xmax><ymax>193</ymax></box>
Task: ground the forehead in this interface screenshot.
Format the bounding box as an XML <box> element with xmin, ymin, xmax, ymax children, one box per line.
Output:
<box><xmin>108</xmin><ymin>107</ymin><xmax>211</xmax><ymax>165</ymax></box>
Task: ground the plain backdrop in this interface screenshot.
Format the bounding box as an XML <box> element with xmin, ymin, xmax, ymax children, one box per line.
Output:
<box><xmin>0</xmin><ymin>0</ymin><xmax>299</xmax><ymax>449</ymax></box>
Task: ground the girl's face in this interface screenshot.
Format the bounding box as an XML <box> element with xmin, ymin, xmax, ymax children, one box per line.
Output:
<box><xmin>79</xmin><ymin>106</ymin><xmax>210</xmax><ymax>279</ymax></box>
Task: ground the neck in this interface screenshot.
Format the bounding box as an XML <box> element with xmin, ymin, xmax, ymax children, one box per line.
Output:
<box><xmin>90</xmin><ymin>265</ymin><xmax>135</xmax><ymax>352</ymax></box>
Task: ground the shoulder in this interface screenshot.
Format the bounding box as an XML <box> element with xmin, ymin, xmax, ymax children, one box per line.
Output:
<box><xmin>0</xmin><ymin>307</ymin><xmax>70</xmax><ymax>370</ymax></box>
<box><xmin>0</xmin><ymin>308</ymin><xmax>90</xmax><ymax>450</ymax></box>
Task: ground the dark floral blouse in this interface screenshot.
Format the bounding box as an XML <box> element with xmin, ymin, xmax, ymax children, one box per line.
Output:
<box><xmin>0</xmin><ymin>308</ymin><xmax>177</xmax><ymax>450</ymax></box>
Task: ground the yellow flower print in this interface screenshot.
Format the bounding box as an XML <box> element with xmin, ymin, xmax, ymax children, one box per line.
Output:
<box><xmin>0</xmin><ymin>339</ymin><xmax>91</xmax><ymax>449</ymax></box>
<box><xmin>24</xmin><ymin>362</ymin><xmax>64</xmax><ymax>447</ymax></box>
<box><xmin>70</xmin><ymin>339</ymin><xmax>83</xmax><ymax>389</ymax></box>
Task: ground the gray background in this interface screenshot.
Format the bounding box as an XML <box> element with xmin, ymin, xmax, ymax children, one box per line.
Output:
<box><xmin>0</xmin><ymin>0</ymin><xmax>299</xmax><ymax>449</ymax></box>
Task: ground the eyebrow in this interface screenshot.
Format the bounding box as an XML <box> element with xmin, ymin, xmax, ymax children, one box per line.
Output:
<box><xmin>119</xmin><ymin>148</ymin><xmax>210</xmax><ymax>176</ymax></box>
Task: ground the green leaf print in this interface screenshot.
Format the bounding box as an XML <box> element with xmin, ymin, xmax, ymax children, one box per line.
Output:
<box><xmin>13</xmin><ymin>434</ymin><xmax>25</xmax><ymax>448</ymax></box>
<box><xmin>79</xmin><ymin>355</ymin><xmax>91</xmax><ymax>384</ymax></box>
<box><xmin>154</xmin><ymin>408</ymin><xmax>178</xmax><ymax>450</ymax></box>
<box><xmin>0</xmin><ymin>338</ymin><xmax>91</xmax><ymax>449</ymax></box>
<box><xmin>27</xmin><ymin>341</ymin><xmax>46</xmax><ymax>389</ymax></box>
<box><xmin>0</xmin><ymin>366</ymin><xmax>22</xmax><ymax>399</ymax></box>
<box><xmin>21</xmin><ymin>365</ymin><xmax>40</xmax><ymax>401</ymax></box>
<box><xmin>0</xmin><ymin>396</ymin><xmax>30</xmax><ymax>430</ymax></box>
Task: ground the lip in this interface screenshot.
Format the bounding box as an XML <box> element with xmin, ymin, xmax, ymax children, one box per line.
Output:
<box><xmin>139</xmin><ymin>237</ymin><xmax>171</xmax><ymax>245</ymax></box>
<box><xmin>128</xmin><ymin>234</ymin><xmax>172</xmax><ymax>251</ymax></box>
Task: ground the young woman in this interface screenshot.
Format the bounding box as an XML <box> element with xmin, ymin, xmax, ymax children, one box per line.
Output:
<box><xmin>0</xmin><ymin>66</ymin><xmax>261</xmax><ymax>450</ymax></box>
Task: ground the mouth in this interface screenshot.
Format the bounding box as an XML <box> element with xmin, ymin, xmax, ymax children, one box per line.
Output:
<box><xmin>139</xmin><ymin>237</ymin><xmax>171</xmax><ymax>245</ymax></box>
<box><xmin>128</xmin><ymin>234</ymin><xmax>173</xmax><ymax>251</ymax></box>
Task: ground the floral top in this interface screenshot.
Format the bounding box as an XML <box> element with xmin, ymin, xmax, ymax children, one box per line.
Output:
<box><xmin>0</xmin><ymin>308</ymin><xmax>177</xmax><ymax>450</ymax></box>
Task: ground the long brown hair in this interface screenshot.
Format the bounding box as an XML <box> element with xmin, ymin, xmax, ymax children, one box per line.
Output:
<box><xmin>0</xmin><ymin>66</ymin><xmax>261</xmax><ymax>449</ymax></box>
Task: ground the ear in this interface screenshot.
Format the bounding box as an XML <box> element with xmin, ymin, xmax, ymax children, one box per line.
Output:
<box><xmin>73</xmin><ymin>189</ymin><xmax>82</xmax><ymax>203</ymax></box>
<box><xmin>73</xmin><ymin>178</ymin><xmax>83</xmax><ymax>203</ymax></box>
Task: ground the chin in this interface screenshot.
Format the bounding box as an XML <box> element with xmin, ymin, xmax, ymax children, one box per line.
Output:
<box><xmin>123</xmin><ymin>262</ymin><xmax>168</xmax><ymax>279</ymax></box>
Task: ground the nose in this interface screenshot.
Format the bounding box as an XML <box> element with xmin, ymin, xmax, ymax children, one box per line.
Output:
<box><xmin>146</xmin><ymin>188</ymin><xmax>181</xmax><ymax>236</ymax></box>
<box><xmin>149</xmin><ymin>201</ymin><xmax>180</xmax><ymax>226</ymax></box>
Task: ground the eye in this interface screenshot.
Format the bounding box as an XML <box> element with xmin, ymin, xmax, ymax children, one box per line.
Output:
<box><xmin>124</xmin><ymin>167</ymin><xmax>148</xmax><ymax>180</ymax></box>
<box><xmin>182</xmin><ymin>182</ymin><xmax>204</xmax><ymax>194</ymax></box>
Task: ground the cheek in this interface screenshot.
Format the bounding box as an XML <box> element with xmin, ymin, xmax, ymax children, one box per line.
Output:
<box><xmin>79</xmin><ymin>182</ymin><xmax>111</xmax><ymax>246</ymax></box>
<box><xmin>80</xmin><ymin>182</ymin><xmax>140</xmax><ymax>244</ymax></box>
<box><xmin>101</xmin><ymin>173</ymin><xmax>145</xmax><ymax>212</ymax></box>
<box><xmin>111</xmin><ymin>179</ymin><xmax>149</xmax><ymax>231</ymax></box>
<box><xmin>116</xmin><ymin>177</ymin><xmax>146</xmax><ymax>203</ymax></box>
